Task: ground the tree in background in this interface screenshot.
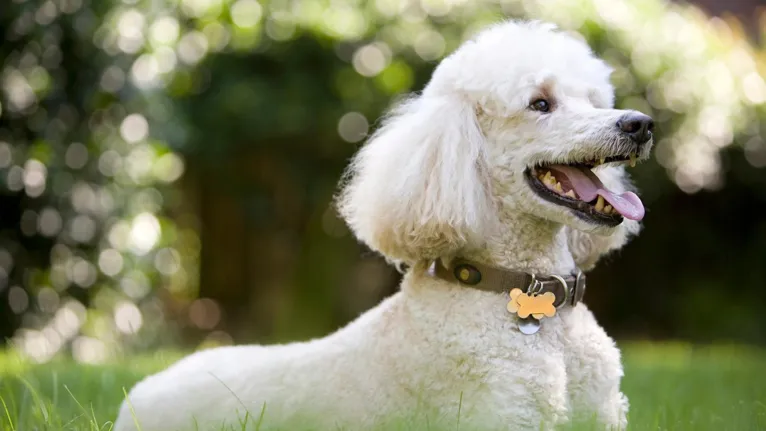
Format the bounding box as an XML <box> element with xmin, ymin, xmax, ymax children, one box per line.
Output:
<box><xmin>0</xmin><ymin>0</ymin><xmax>189</xmax><ymax>361</ymax></box>
<box><xmin>1</xmin><ymin>0</ymin><xmax>765</xmax><ymax>362</ymax></box>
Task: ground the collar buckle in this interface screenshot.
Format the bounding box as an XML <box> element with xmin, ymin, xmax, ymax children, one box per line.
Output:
<box><xmin>572</xmin><ymin>270</ymin><xmax>586</xmax><ymax>305</ymax></box>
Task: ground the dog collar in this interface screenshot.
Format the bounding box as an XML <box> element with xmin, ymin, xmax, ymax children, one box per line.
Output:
<box><xmin>429</xmin><ymin>259</ymin><xmax>586</xmax><ymax>334</ymax></box>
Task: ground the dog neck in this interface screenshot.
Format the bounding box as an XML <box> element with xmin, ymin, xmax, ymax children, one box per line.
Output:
<box><xmin>461</xmin><ymin>211</ymin><xmax>577</xmax><ymax>276</ymax></box>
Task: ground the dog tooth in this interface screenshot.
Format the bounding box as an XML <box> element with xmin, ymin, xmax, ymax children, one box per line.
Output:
<box><xmin>594</xmin><ymin>195</ymin><xmax>605</xmax><ymax>211</ymax></box>
<box><xmin>599</xmin><ymin>158</ymin><xmax>605</xmax><ymax>165</ymax></box>
<box><xmin>564</xmin><ymin>190</ymin><xmax>576</xmax><ymax>198</ymax></box>
<box><xmin>629</xmin><ymin>153</ymin><xmax>636</xmax><ymax>168</ymax></box>
<box><xmin>555</xmin><ymin>182</ymin><xmax>562</xmax><ymax>192</ymax></box>
<box><xmin>604</xmin><ymin>204</ymin><xmax>613</xmax><ymax>214</ymax></box>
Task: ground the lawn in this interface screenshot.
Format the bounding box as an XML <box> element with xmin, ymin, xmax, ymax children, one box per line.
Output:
<box><xmin>0</xmin><ymin>342</ymin><xmax>765</xmax><ymax>430</ymax></box>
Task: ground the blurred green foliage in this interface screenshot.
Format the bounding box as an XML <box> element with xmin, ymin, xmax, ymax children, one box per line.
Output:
<box><xmin>1</xmin><ymin>0</ymin><xmax>766</xmax><ymax>363</ymax></box>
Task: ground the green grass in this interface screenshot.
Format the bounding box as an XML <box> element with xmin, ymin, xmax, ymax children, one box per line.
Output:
<box><xmin>1</xmin><ymin>342</ymin><xmax>765</xmax><ymax>430</ymax></box>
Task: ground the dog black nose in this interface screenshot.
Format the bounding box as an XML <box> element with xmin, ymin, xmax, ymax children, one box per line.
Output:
<box><xmin>616</xmin><ymin>112</ymin><xmax>654</xmax><ymax>144</ymax></box>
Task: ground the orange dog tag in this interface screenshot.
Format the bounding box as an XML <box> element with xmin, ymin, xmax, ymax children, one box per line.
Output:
<box><xmin>506</xmin><ymin>288</ymin><xmax>556</xmax><ymax>320</ymax></box>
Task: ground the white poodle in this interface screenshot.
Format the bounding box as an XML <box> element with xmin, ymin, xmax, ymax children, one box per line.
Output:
<box><xmin>115</xmin><ymin>20</ymin><xmax>653</xmax><ymax>431</ymax></box>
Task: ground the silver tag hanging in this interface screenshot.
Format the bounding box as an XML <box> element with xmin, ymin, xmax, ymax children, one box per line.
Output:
<box><xmin>517</xmin><ymin>316</ymin><xmax>541</xmax><ymax>335</ymax></box>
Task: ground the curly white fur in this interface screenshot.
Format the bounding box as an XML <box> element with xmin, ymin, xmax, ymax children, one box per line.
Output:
<box><xmin>115</xmin><ymin>20</ymin><xmax>650</xmax><ymax>431</ymax></box>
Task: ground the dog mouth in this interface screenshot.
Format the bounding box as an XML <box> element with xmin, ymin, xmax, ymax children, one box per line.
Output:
<box><xmin>524</xmin><ymin>153</ymin><xmax>645</xmax><ymax>226</ymax></box>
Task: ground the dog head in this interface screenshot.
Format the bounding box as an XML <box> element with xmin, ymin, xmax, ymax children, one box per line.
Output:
<box><xmin>338</xmin><ymin>21</ymin><xmax>652</xmax><ymax>266</ymax></box>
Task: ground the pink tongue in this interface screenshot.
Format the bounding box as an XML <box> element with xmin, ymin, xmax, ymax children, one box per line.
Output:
<box><xmin>548</xmin><ymin>165</ymin><xmax>645</xmax><ymax>221</ymax></box>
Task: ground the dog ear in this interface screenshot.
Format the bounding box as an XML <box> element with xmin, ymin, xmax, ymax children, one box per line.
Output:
<box><xmin>337</xmin><ymin>94</ymin><xmax>494</xmax><ymax>266</ymax></box>
<box><xmin>567</xmin><ymin>165</ymin><xmax>641</xmax><ymax>270</ymax></box>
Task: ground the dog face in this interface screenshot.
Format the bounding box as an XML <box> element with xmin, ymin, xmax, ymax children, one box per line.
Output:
<box><xmin>338</xmin><ymin>21</ymin><xmax>652</xmax><ymax>264</ymax></box>
<box><xmin>430</xmin><ymin>21</ymin><xmax>653</xmax><ymax>235</ymax></box>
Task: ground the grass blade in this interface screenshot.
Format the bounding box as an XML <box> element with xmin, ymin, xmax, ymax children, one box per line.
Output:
<box><xmin>122</xmin><ymin>387</ymin><xmax>143</xmax><ymax>431</ymax></box>
<box><xmin>0</xmin><ymin>395</ymin><xmax>15</xmax><ymax>431</ymax></box>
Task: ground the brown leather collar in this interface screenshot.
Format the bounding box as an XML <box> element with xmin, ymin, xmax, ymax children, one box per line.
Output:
<box><xmin>429</xmin><ymin>259</ymin><xmax>586</xmax><ymax>308</ymax></box>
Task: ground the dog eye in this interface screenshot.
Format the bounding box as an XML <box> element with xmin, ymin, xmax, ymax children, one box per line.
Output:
<box><xmin>530</xmin><ymin>99</ymin><xmax>550</xmax><ymax>113</ymax></box>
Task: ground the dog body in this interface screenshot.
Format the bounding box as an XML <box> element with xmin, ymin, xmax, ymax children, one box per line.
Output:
<box><xmin>116</xmin><ymin>20</ymin><xmax>651</xmax><ymax>431</ymax></box>
<box><xmin>116</xmin><ymin>273</ymin><xmax>625</xmax><ymax>430</ymax></box>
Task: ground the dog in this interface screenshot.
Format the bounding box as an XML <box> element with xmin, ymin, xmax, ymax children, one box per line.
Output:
<box><xmin>115</xmin><ymin>20</ymin><xmax>653</xmax><ymax>430</ymax></box>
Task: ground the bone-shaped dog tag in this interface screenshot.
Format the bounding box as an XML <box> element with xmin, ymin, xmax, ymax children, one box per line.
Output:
<box><xmin>507</xmin><ymin>289</ymin><xmax>556</xmax><ymax>319</ymax></box>
<box><xmin>507</xmin><ymin>288</ymin><xmax>557</xmax><ymax>335</ymax></box>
